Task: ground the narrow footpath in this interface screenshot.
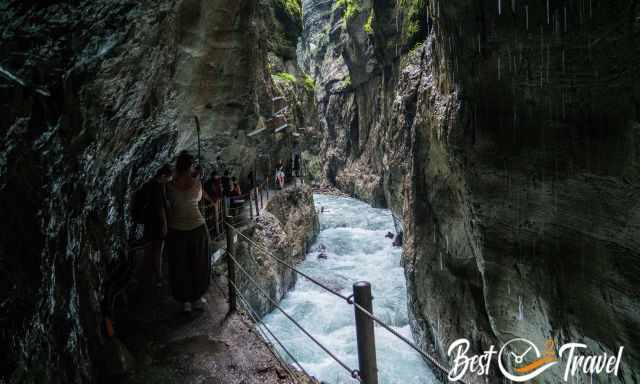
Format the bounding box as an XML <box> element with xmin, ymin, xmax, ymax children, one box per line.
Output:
<box><xmin>114</xmin><ymin>268</ymin><xmax>310</xmax><ymax>384</ymax></box>
<box><xmin>111</xmin><ymin>183</ymin><xmax>315</xmax><ymax>384</ymax></box>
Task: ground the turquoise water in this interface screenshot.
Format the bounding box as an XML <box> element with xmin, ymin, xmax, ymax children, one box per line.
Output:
<box><xmin>261</xmin><ymin>194</ymin><xmax>438</xmax><ymax>383</ymax></box>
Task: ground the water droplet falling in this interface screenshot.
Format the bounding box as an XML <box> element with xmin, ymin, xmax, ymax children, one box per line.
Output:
<box><xmin>518</xmin><ymin>295</ymin><xmax>524</xmax><ymax>320</ymax></box>
<box><xmin>498</xmin><ymin>56</ymin><xmax>501</xmax><ymax>80</ymax></box>
<box><xmin>433</xmin><ymin>327</ymin><xmax>437</xmax><ymax>349</ymax></box>
<box><xmin>546</xmin><ymin>44</ymin><xmax>550</xmax><ymax>82</ymax></box>
<box><xmin>512</xmin><ymin>0</ymin><xmax>515</xmax><ymax>12</ymax></box>
<box><xmin>440</xmin><ymin>252</ymin><xmax>444</xmax><ymax>270</ymax></box>
<box><xmin>547</xmin><ymin>0</ymin><xmax>550</xmax><ymax>24</ymax></box>
<box><xmin>445</xmin><ymin>234</ymin><xmax>449</xmax><ymax>253</ymax></box>
<box><xmin>525</xmin><ymin>5</ymin><xmax>529</xmax><ymax>30</ymax></box>
<box><xmin>498</xmin><ymin>0</ymin><xmax>502</xmax><ymax>15</ymax></box>
<box><xmin>564</xmin><ymin>6</ymin><xmax>568</xmax><ymax>33</ymax></box>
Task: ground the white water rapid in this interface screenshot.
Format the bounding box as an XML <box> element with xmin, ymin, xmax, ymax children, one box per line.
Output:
<box><xmin>261</xmin><ymin>194</ymin><xmax>438</xmax><ymax>383</ymax></box>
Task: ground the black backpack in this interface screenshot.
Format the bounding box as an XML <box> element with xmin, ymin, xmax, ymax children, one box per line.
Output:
<box><xmin>131</xmin><ymin>182</ymin><xmax>151</xmax><ymax>224</ymax></box>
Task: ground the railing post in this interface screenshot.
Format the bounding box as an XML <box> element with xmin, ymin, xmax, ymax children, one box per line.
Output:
<box><xmin>353</xmin><ymin>281</ymin><xmax>378</xmax><ymax>384</ymax></box>
<box><xmin>225</xmin><ymin>218</ymin><xmax>237</xmax><ymax>312</ymax></box>
<box><xmin>254</xmin><ymin>187</ymin><xmax>260</xmax><ymax>216</ymax></box>
<box><xmin>260</xmin><ymin>186</ymin><xmax>264</xmax><ymax>209</ymax></box>
<box><xmin>213</xmin><ymin>201</ymin><xmax>219</xmax><ymax>237</ymax></box>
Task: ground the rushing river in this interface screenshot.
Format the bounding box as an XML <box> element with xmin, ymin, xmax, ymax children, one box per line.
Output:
<box><xmin>262</xmin><ymin>194</ymin><xmax>438</xmax><ymax>384</ymax></box>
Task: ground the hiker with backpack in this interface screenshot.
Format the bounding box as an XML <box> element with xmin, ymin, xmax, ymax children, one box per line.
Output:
<box><xmin>133</xmin><ymin>164</ymin><xmax>172</xmax><ymax>288</ymax></box>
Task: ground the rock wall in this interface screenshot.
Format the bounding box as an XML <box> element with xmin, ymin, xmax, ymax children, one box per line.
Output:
<box><xmin>301</xmin><ymin>0</ymin><xmax>417</xmax><ymax>212</ymax></box>
<box><xmin>302</xmin><ymin>0</ymin><xmax>639</xmax><ymax>382</ymax></box>
<box><xmin>234</xmin><ymin>185</ymin><xmax>319</xmax><ymax>318</ymax></box>
<box><xmin>0</xmin><ymin>0</ymin><xmax>311</xmax><ymax>382</ymax></box>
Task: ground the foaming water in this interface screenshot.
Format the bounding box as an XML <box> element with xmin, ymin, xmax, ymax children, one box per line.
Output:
<box><xmin>262</xmin><ymin>194</ymin><xmax>438</xmax><ymax>383</ymax></box>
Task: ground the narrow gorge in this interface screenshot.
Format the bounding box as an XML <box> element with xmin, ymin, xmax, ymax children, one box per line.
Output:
<box><xmin>1</xmin><ymin>0</ymin><xmax>639</xmax><ymax>384</ymax></box>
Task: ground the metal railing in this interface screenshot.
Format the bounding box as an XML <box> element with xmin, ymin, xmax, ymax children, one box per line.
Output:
<box><xmin>221</xmin><ymin>220</ymin><xmax>469</xmax><ymax>384</ymax></box>
<box><xmin>203</xmin><ymin>180</ymin><xmax>271</xmax><ymax>241</ymax></box>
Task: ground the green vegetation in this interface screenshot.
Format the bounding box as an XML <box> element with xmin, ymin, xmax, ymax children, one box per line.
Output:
<box><xmin>334</xmin><ymin>0</ymin><xmax>360</xmax><ymax>26</ymax></box>
<box><xmin>278</xmin><ymin>0</ymin><xmax>302</xmax><ymax>20</ymax></box>
<box><xmin>274</xmin><ymin>0</ymin><xmax>303</xmax><ymax>45</ymax></box>
<box><xmin>342</xmin><ymin>75</ymin><xmax>351</xmax><ymax>89</ymax></box>
<box><xmin>303</xmin><ymin>74</ymin><xmax>316</xmax><ymax>92</ymax></box>
<box><xmin>272</xmin><ymin>71</ymin><xmax>316</xmax><ymax>92</ymax></box>
<box><xmin>317</xmin><ymin>25</ymin><xmax>331</xmax><ymax>46</ymax></box>
<box><xmin>410</xmin><ymin>41</ymin><xmax>424</xmax><ymax>54</ymax></box>
<box><xmin>400</xmin><ymin>0</ymin><xmax>425</xmax><ymax>41</ymax></box>
<box><xmin>364</xmin><ymin>10</ymin><xmax>374</xmax><ymax>34</ymax></box>
<box><xmin>273</xmin><ymin>72</ymin><xmax>297</xmax><ymax>83</ymax></box>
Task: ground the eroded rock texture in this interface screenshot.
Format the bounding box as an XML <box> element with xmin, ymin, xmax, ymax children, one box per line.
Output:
<box><xmin>0</xmin><ymin>0</ymin><xmax>313</xmax><ymax>382</ymax></box>
<box><xmin>235</xmin><ymin>185</ymin><xmax>319</xmax><ymax>318</ymax></box>
<box><xmin>302</xmin><ymin>0</ymin><xmax>639</xmax><ymax>382</ymax></box>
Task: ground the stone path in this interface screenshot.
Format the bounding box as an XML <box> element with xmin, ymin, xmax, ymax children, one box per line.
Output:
<box><xmin>112</xmin><ymin>268</ymin><xmax>310</xmax><ymax>384</ymax></box>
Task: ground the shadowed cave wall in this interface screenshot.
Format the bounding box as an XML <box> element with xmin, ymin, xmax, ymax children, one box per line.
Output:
<box><xmin>0</xmin><ymin>0</ymin><xmax>312</xmax><ymax>382</ymax></box>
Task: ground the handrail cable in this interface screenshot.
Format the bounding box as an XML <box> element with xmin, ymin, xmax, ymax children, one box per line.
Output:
<box><xmin>224</xmin><ymin>222</ymin><xmax>464</xmax><ymax>382</ymax></box>
<box><xmin>350</xmin><ymin>302</ymin><xmax>466</xmax><ymax>384</ymax></box>
<box><xmin>224</xmin><ymin>250</ymin><xmax>361</xmax><ymax>381</ymax></box>
<box><xmin>225</xmin><ymin>222</ymin><xmax>351</xmax><ymax>302</ymax></box>
<box><xmin>228</xmin><ymin>277</ymin><xmax>313</xmax><ymax>382</ymax></box>
<box><xmin>240</xmin><ymin>300</ymin><xmax>298</xmax><ymax>381</ymax></box>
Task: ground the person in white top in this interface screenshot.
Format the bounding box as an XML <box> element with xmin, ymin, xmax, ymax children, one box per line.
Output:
<box><xmin>165</xmin><ymin>151</ymin><xmax>212</xmax><ymax>313</ymax></box>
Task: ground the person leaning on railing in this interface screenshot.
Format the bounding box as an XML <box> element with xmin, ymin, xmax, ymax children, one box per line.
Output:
<box><xmin>166</xmin><ymin>151</ymin><xmax>213</xmax><ymax>313</ymax></box>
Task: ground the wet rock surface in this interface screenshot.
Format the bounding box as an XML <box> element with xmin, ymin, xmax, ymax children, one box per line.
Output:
<box><xmin>2</xmin><ymin>0</ymin><xmax>639</xmax><ymax>383</ymax></box>
<box><xmin>302</xmin><ymin>0</ymin><xmax>640</xmax><ymax>382</ymax></box>
<box><xmin>234</xmin><ymin>185</ymin><xmax>319</xmax><ymax>318</ymax></box>
<box><xmin>0</xmin><ymin>0</ymin><xmax>315</xmax><ymax>382</ymax></box>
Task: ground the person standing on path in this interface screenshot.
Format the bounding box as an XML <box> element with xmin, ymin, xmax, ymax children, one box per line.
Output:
<box><xmin>143</xmin><ymin>164</ymin><xmax>173</xmax><ymax>288</ymax></box>
<box><xmin>166</xmin><ymin>151</ymin><xmax>211</xmax><ymax>313</ymax></box>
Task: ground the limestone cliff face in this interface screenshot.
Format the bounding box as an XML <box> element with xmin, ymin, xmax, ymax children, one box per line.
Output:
<box><xmin>301</xmin><ymin>0</ymin><xmax>416</xmax><ymax>213</ymax></box>
<box><xmin>235</xmin><ymin>185</ymin><xmax>319</xmax><ymax>318</ymax></box>
<box><xmin>303</xmin><ymin>0</ymin><xmax>639</xmax><ymax>382</ymax></box>
<box><xmin>0</xmin><ymin>0</ymin><xmax>309</xmax><ymax>382</ymax></box>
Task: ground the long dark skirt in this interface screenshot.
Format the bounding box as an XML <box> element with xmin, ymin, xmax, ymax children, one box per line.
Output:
<box><xmin>166</xmin><ymin>225</ymin><xmax>210</xmax><ymax>303</ymax></box>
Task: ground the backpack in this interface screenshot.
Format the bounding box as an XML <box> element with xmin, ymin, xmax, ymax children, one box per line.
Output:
<box><xmin>131</xmin><ymin>182</ymin><xmax>151</xmax><ymax>224</ymax></box>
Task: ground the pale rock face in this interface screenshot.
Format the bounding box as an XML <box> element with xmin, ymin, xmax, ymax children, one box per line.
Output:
<box><xmin>302</xmin><ymin>0</ymin><xmax>640</xmax><ymax>383</ymax></box>
<box><xmin>234</xmin><ymin>185</ymin><xmax>319</xmax><ymax>318</ymax></box>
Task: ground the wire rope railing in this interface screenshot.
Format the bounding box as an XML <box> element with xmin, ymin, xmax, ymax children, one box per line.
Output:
<box><xmin>227</xmin><ymin>275</ymin><xmax>312</xmax><ymax>382</ymax></box>
<box><xmin>224</xmin><ymin>248</ymin><xmax>362</xmax><ymax>381</ymax></box>
<box><xmin>222</xmin><ymin>219</ymin><xmax>470</xmax><ymax>384</ymax></box>
<box><xmin>203</xmin><ymin>179</ymin><xmax>271</xmax><ymax>240</ymax></box>
<box><xmin>230</xmin><ymin>272</ymin><xmax>312</xmax><ymax>378</ymax></box>
<box><xmin>226</xmin><ymin>222</ymin><xmax>351</xmax><ymax>302</ymax></box>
